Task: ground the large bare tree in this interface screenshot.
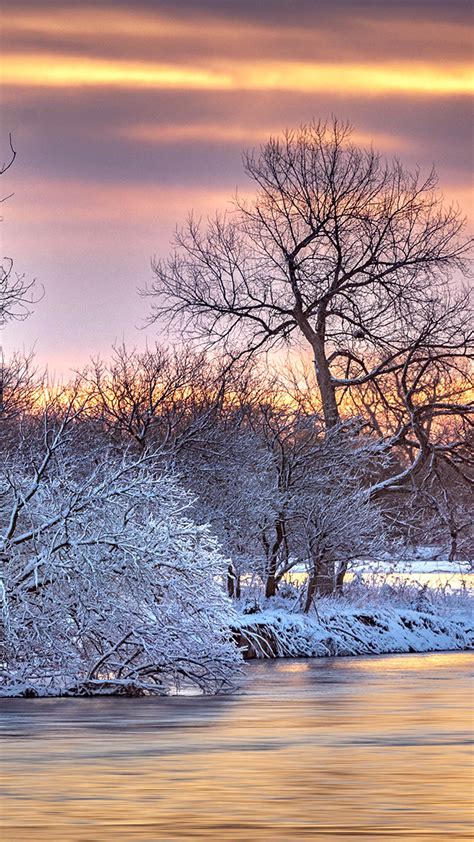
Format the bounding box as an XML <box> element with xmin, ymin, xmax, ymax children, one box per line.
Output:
<box><xmin>146</xmin><ymin>120</ymin><xmax>472</xmax><ymax>499</ymax></box>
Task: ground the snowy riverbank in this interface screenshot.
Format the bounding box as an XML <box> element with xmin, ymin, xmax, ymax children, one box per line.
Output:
<box><xmin>234</xmin><ymin>606</ymin><xmax>473</xmax><ymax>659</ymax></box>
<box><xmin>233</xmin><ymin>580</ymin><xmax>473</xmax><ymax>659</ymax></box>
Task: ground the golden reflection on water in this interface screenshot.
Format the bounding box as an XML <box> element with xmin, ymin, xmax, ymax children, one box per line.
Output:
<box><xmin>1</xmin><ymin>652</ymin><xmax>473</xmax><ymax>841</ymax></box>
<box><xmin>269</xmin><ymin>660</ymin><xmax>312</xmax><ymax>673</ymax></box>
<box><xmin>341</xmin><ymin>651</ymin><xmax>474</xmax><ymax>673</ymax></box>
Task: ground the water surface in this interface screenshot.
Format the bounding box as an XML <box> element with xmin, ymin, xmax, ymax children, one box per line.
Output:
<box><xmin>1</xmin><ymin>652</ymin><xmax>473</xmax><ymax>840</ymax></box>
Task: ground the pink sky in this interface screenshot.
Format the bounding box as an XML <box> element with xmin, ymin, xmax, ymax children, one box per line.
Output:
<box><xmin>1</xmin><ymin>0</ymin><xmax>473</xmax><ymax>374</ymax></box>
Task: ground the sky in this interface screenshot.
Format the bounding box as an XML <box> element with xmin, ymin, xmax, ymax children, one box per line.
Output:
<box><xmin>1</xmin><ymin>0</ymin><xmax>473</xmax><ymax>375</ymax></box>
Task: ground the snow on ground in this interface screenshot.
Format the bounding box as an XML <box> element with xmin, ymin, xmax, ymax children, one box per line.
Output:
<box><xmin>234</xmin><ymin>578</ymin><xmax>473</xmax><ymax>659</ymax></box>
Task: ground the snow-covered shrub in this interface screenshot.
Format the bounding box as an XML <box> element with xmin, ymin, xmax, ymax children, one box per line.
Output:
<box><xmin>0</xmin><ymin>408</ymin><xmax>240</xmax><ymax>696</ymax></box>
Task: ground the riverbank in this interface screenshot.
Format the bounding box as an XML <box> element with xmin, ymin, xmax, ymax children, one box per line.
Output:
<box><xmin>234</xmin><ymin>597</ymin><xmax>473</xmax><ymax>659</ymax></box>
<box><xmin>3</xmin><ymin>580</ymin><xmax>472</xmax><ymax>696</ymax></box>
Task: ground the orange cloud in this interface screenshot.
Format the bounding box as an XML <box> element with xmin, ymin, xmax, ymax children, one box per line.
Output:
<box><xmin>3</xmin><ymin>7</ymin><xmax>472</xmax><ymax>64</ymax></box>
<box><xmin>6</xmin><ymin>177</ymin><xmax>235</xmax><ymax>229</ymax></box>
<box><xmin>123</xmin><ymin>123</ymin><xmax>414</xmax><ymax>152</ymax></box>
<box><xmin>3</xmin><ymin>54</ymin><xmax>473</xmax><ymax>96</ymax></box>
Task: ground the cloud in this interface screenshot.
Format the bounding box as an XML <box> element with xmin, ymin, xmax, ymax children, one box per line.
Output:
<box><xmin>122</xmin><ymin>123</ymin><xmax>414</xmax><ymax>154</ymax></box>
<box><xmin>3</xmin><ymin>4</ymin><xmax>472</xmax><ymax>67</ymax></box>
<box><xmin>1</xmin><ymin>0</ymin><xmax>472</xmax><ymax>371</ymax></box>
<box><xmin>3</xmin><ymin>87</ymin><xmax>471</xmax><ymax>189</ymax></box>
<box><xmin>4</xmin><ymin>53</ymin><xmax>473</xmax><ymax>97</ymax></box>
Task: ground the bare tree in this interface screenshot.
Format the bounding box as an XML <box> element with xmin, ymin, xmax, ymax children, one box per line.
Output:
<box><xmin>0</xmin><ymin>260</ymin><xmax>37</xmax><ymax>328</ymax></box>
<box><xmin>1</xmin><ymin>135</ymin><xmax>39</xmax><ymax>327</ymax></box>
<box><xmin>0</xmin><ymin>350</ymin><xmax>41</xmax><ymax>422</ymax></box>
<box><xmin>242</xmin><ymin>395</ymin><xmax>327</xmax><ymax>598</ymax></box>
<box><xmin>85</xmin><ymin>343</ymin><xmax>209</xmax><ymax>452</ymax></box>
<box><xmin>146</xmin><ymin>119</ymin><xmax>472</xmax><ymax>498</ymax></box>
<box><xmin>177</xmin><ymin>363</ymin><xmax>389</xmax><ymax>604</ymax></box>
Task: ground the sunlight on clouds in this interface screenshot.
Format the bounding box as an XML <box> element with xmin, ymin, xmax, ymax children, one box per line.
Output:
<box><xmin>124</xmin><ymin>124</ymin><xmax>276</xmax><ymax>145</ymax></box>
<box><xmin>6</xmin><ymin>177</ymin><xmax>234</xmax><ymax>226</ymax></box>
<box><xmin>251</xmin><ymin>61</ymin><xmax>473</xmax><ymax>96</ymax></box>
<box><xmin>4</xmin><ymin>54</ymin><xmax>473</xmax><ymax>96</ymax></box>
<box><xmin>123</xmin><ymin>123</ymin><xmax>414</xmax><ymax>152</ymax></box>
<box><xmin>2</xmin><ymin>3</ymin><xmax>472</xmax><ymax>376</ymax></box>
<box><xmin>4</xmin><ymin>7</ymin><xmax>472</xmax><ymax>64</ymax></box>
<box><xmin>3</xmin><ymin>56</ymin><xmax>232</xmax><ymax>90</ymax></box>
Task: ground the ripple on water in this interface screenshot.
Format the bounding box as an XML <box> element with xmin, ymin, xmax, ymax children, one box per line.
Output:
<box><xmin>1</xmin><ymin>651</ymin><xmax>473</xmax><ymax>841</ymax></box>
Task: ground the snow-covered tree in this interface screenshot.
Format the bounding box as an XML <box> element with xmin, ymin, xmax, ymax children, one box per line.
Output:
<box><xmin>0</xmin><ymin>386</ymin><xmax>240</xmax><ymax>696</ymax></box>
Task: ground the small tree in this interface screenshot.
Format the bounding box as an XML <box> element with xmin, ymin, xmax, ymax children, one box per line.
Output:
<box><xmin>1</xmin><ymin>135</ymin><xmax>37</xmax><ymax>327</ymax></box>
<box><xmin>296</xmin><ymin>431</ymin><xmax>386</xmax><ymax>607</ymax></box>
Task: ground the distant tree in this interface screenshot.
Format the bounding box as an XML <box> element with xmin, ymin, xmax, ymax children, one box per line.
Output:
<box><xmin>177</xmin><ymin>366</ymin><xmax>388</xmax><ymax>602</ymax></box>
<box><xmin>240</xmin><ymin>395</ymin><xmax>329</xmax><ymax>598</ymax></box>
<box><xmin>409</xmin><ymin>453</ymin><xmax>473</xmax><ymax>564</ymax></box>
<box><xmin>85</xmin><ymin>343</ymin><xmax>210</xmax><ymax>453</ymax></box>
<box><xmin>0</xmin><ymin>350</ymin><xmax>39</xmax><ymax>422</ymax></box>
<box><xmin>180</xmin><ymin>408</ymin><xmax>276</xmax><ymax>598</ymax></box>
<box><xmin>0</xmin><ymin>135</ymin><xmax>37</xmax><ymax>327</ymax></box>
<box><xmin>242</xmin><ymin>392</ymin><xmax>386</xmax><ymax>601</ymax></box>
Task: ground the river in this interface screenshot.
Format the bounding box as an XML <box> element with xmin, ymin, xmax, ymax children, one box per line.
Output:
<box><xmin>1</xmin><ymin>651</ymin><xmax>473</xmax><ymax>840</ymax></box>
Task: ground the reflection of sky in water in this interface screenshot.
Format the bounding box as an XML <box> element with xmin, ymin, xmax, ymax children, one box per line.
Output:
<box><xmin>1</xmin><ymin>652</ymin><xmax>473</xmax><ymax>840</ymax></box>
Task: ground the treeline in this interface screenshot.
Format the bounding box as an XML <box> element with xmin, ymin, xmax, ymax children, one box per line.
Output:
<box><xmin>1</xmin><ymin>344</ymin><xmax>471</xmax><ymax>602</ymax></box>
<box><xmin>0</xmin><ymin>342</ymin><xmax>471</xmax><ymax>694</ymax></box>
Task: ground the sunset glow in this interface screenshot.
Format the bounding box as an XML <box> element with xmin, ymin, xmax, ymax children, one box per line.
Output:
<box><xmin>1</xmin><ymin>0</ymin><xmax>472</xmax><ymax>372</ymax></box>
<box><xmin>4</xmin><ymin>54</ymin><xmax>473</xmax><ymax>96</ymax></box>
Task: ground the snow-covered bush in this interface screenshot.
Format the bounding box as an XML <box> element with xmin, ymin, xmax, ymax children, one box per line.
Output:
<box><xmin>0</xmin><ymin>404</ymin><xmax>240</xmax><ymax>696</ymax></box>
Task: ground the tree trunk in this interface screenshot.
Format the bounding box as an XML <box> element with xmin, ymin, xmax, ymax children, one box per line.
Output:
<box><xmin>264</xmin><ymin>519</ymin><xmax>286</xmax><ymax>598</ymax></box>
<box><xmin>448</xmin><ymin>527</ymin><xmax>457</xmax><ymax>563</ymax></box>
<box><xmin>265</xmin><ymin>570</ymin><xmax>277</xmax><ymax>599</ymax></box>
<box><xmin>293</xmin><ymin>308</ymin><xmax>340</xmax><ymax>430</ymax></box>
<box><xmin>304</xmin><ymin>558</ymin><xmax>337</xmax><ymax>612</ymax></box>
<box><xmin>335</xmin><ymin>560</ymin><xmax>349</xmax><ymax>595</ymax></box>
<box><xmin>315</xmin><ymin>559</ymin><xmax>336</xmax><ymax>596</ymax></box>
<box><xmin>311</xmin><ymin>335</ymin><xmax>340</xmax><ymax>430</ymax></box>
<box><xmin>303</xmin><ymin>573</ymin><xmax>317</xmax><ymax>613</ymax></box>
<box><xmin>227</xmin><ymin>563</ymin><xmax>236</xmax><ymax>598</ymax></box>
